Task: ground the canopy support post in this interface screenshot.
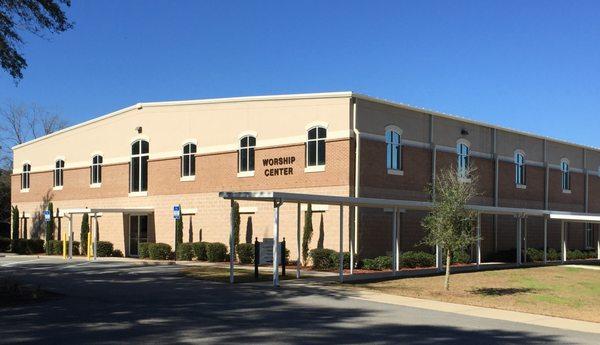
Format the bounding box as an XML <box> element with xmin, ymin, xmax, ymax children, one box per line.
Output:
<box><xmin>296</xmin><ymin>203</ymin><xmax>301</xmax><ymax>279</ymax></box>
<box><xmin>543</xmin><ymin>216</ymin><xmax>548</xmax><ymax>264</ymax></box>
<box><xmin>523</xmin><ymin>217</ymin><xmax>528</xmax><ymax>263</ymax></box>
<box><xmin>435</xmin><ymin>245</ymin><xmax>443</xmax><ymax>272</ymax></box>
<box><xmin>273</xmin><ymin>199</ymin><xmax>281</xmax><ymax>287</ymax></box>
<box><xmin>561</xmin><ymin>221</ymin><xmax>567</xmax><ymax>263</ymax></box>
<box><xmin>516</xmin><ymin>215</ymin><xmax>522</xmax><ymax>266</ymax></box>
<box><xmin>476</xmin><ymin>213</ymin><xmax>481</xmax><ymax>268</ymax></box>
<box><xmin>68</xmin><ymin>214</ymin><xmax>73</xmax><ymax>260</ymax></box>
<box><xmin>339</xmin><ymin>205</ymin><xmax>344</xmax><ymax>283</ymax></box>
<box><xmin>349</xmin><ymin>206</ymin><xmax>354</xmax><ymax>275</ymax></box>
<box><xmin>229</xmin><ymin>199</ymin><xmax>235</xmax><ymax>284</ymax></box>
<box><xmin>392</xmin><ymin>208</ymin><xmax>398</xmax><ymax>275</ymax></box>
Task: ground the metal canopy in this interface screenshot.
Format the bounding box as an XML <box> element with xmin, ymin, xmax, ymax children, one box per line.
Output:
<box><xmin>61</xmin><ymin>207</ymin><xmax>155</xmax><ymax>215</ymax></box>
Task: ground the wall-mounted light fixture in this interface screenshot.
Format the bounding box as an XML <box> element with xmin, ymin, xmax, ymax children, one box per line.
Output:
<box><xmin>135</xmin><ymin>126</ymin><xmax>143</xmax><ymax>134</ymax></box>
<box><xmin>461</xmin><ymin>129</ymin><xmax>469</xmax><ymax>135</ymax></box>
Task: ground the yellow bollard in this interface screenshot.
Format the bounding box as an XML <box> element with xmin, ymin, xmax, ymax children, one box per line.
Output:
<box><xmin>87</xmin><ymin>232</ymin><xmax>92</xmax><ymax>260</ymax></box>
<box><xmin>63</xmin><ymin>232</ymin><xmax>67</xmax><ymax>260</ymax></box>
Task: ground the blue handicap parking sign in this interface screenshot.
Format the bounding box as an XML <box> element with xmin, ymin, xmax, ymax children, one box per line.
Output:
<box><xmin>173</xmin><ymin>205</ymin><xmax>181</xmax><ymax>219</ymax></box>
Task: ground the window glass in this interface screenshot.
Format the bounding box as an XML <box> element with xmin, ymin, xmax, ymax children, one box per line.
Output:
<box><xmin>307</xmin><ymin>127</ymin><xmax>326</xmax><ymax>167</ymax></box>
<box><xmin>130</xmin><ymin>140</ymin><xmax>149</xmax><ymax>192</ymax></box>
<box><xmin>561</xmin><ymin>160</ymin><xmax>570</xmax><ymax>190</ymax></box>
<box><xmin>386</xmin><ymin>130</ymin><xmax>402</xmax><ymax>170</ymax></box>
<box><xmin>54</xmin><ymin>160</ymin><xmax>64</xmax><ymax>187</ymax></box>
<box><xmin>515</xmin><ymin>152</ymin><xmax>526</xmax><ymax>185</ymax></box>
<box><xmin>181</xmin><ymin>143</ymin><xmax>197</xmax><ymax>177</ymax></box>
<box><xmin>457</xmin><ymin>143</ymin><xmax>470</xmax><ymax>178</ymax></box>
<box><xmin>21</xmin><ymin>164</ymin><xmax>30</xmax><ymax>189</ymax></box>
<box><xmin>238</xmin><ymin>135</ymin><xmax>256</xmax><ymax>173</ymax></box>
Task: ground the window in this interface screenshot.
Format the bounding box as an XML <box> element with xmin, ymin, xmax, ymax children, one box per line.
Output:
<box><xmin>307</xmin><ymin>126</ymin><xmax>326</xmax><ymax>167</ymax></box>
<box><xmin>54</xmin><ymin>160</ymin><xmax>64</xmax><ymax>188</ymax></box>
<box><xmin>585</xmin><ymin>224</ymin><xmax>593</xmax><ymax>249</ymax></box>
<box><xmin>130</xmin><ymin>140</ymin><xmax>149</xmax><ymax>192</ymax></box>
<box><xmin>181</xmin><ymin>143</ymin><xmax>197</xmax><ymax>177</ymax></box>
<box><xmin>238</xmin><ymin>136</ymin><xmax>255</xmax><ymax>173</ymax></box>
<box><xmin>456</xmin><ymin>141</ymin><xmax>470</xmax><ymax>179</ymax></box>
<box><xmin>21</xmin><ymin>163</ymin><xmax>30</xmax><ymax>190</ymax></box>
<box><xmin>386</xmin><ymin>128</ymin><xmax>402</xmax><ymax>171</ymax></box>
<box><xmin>515</xmin><ymin>151</ymin><xmax>526</xmax><ymax>186</ymax></box>
<box><xmin>91</xmin><ymin>155</ymin><xmax>103</xmax><ymax>185</ymax></box>
<box><xmin>561</xmin><ymin>159</ymin><xmax>570</xmax><ymax>191</ymax></box>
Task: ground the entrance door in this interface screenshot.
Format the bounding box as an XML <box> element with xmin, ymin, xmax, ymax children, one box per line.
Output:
<box><xmin>129</xmin><ymin>215</ymin><xmax>148</xmax><ymax>256</ymax></box>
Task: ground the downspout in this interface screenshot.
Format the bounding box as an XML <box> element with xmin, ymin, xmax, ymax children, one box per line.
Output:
<box><xmin>352</xmin><ymin>97</ymin><xmax>360</xmax><ymax>254</ymax></box>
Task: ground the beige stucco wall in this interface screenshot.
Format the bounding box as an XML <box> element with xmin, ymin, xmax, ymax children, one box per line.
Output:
<box><xmin>496</xmin><ymin>130</ymin><xmax>545</xmax><ymax>162</ymax></box>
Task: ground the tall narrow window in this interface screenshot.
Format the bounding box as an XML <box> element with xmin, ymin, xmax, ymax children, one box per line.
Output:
<box><xmin>21</xmin><ymin>163</ymin><xmax>31</xmax><ymax>190</ymax></box>
<box><xmin>54</xmin><ymin>160</ymin><xmax>64</xmax><ymax>187</ymax></box>
<box><xmin>457</xmin><ymin>141</ymin><xmax>470</xmax><ymax>179</ymax></box>
<box><xmin>181</xmin><ymin>143</ymin><xmax>197</xmax><ymax>177</ymax></box>
<box><xmin>515</xmin><ymin>151</ymin><xmax>526</xmax><ymax>186</ymax></box>
<box><xmin>238</xmin><ymin>136</ymin><xmax>256</xmax><ymax>172</ymax></box>
<box><xmin>307</xmin><ymin>126</ymin><xmax>326</xmax><ymax>167</ymax></box>
<box><xmin>91</xmin><ymin>155</ymin><xmax>103</xmax><ymax>185</ymax></box>
<box><xmin>386</xmin><ymin>129</ymin><xmax>402</xmax><ymax>171</ymax></box>
<box><xmin>561</xmin><ymin>159</ymin><xmax>570</xmax><ymax>191</ymax></box>
<box><xmin>130</xmin><ymin>140</ymin><xmax>149</xmax><ymax>192</ymax></box>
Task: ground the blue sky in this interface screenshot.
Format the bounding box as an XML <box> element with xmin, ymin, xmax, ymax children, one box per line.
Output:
<box><xmin>1</xmin><ymin>0</ymin><xmax>599</xmax><ymax>147</ymax></box>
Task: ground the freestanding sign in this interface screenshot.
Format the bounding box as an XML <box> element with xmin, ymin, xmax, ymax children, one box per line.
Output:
<box><xmin>258</xmin><ymin>238</ymin><xmax>281</xmax><ymax>265</ymax></box>
<box><xmin>44</xmin><ymin>210</ymin><xmax>51</xmax><ymax>222</ymax></box>
<box><xmin>173</xmin><ymin>205</ymin><xmax>181</xmax><ymax>220</ymax></box>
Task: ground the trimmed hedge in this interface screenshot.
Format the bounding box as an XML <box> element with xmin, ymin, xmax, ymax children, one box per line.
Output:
<box><xmin>11</xmin><ymin>239</ymin><xmax>45</xmax><ymax>255</ymax></box>
<box><xmin>399</xmin><ymin>251</ymin><xmax>435</xmax><ymax>268</ymax></box>
<box><xmin>112</xmin><ymin>249</ymin><xmax>124</xmax><ymax>257</ymax></box>
<box><xmin>206</xmin><ymin>242</ymin><xmax>228</xmax><ymax>262</ymax></box>
<box><xmin>451</xmin><ymin>251</ymin><xmax>471</xmax><ymax>264</ymax></box>
<box><xmin>0</xmin><ymin>238</ymin><xmax>11</xmax><ymax>252</ymax></box>
<box><xmin>363</xmin><ymin>256</ymin><xmax>392</xmax><ymax>271</ymax></box>
<box><xmin>148</xmin><ymin>243</ymin><xmax>172</xmax><ymax>260</ymax></box>
<box><xmin>526</xmin><ymin>248</ymin><xmax>544</xmax><ymax>262</ymax></box>
<box><xmin>96</xmin><ymin>241</ymin><xmax>114</xmax><ymax>257</ymax></box>
<box><xmin>237</xmin><ymin>243</ymin><xmax>254</xmax><ymax>264</ymax></box>
<box><xmin>138</xmin><ymin>243</ymin><xmax>150</xmax><ymax>259</ymax></box>
<box><xmin>176</xmin><ymin>243</ymin><xmax>194</xmax><ymax>261</ymax></box>
<box><xmin>192</xmin><ymin>242</ymin><xmax>209</xmax><ymax>261</ymax></box>
<box><xmin>309</xmin><ymin>248</ymin><xmax>337</xmax><ymax>269</ymax></box>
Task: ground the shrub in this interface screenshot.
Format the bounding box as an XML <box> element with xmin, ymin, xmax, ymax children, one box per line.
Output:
<box><xmin>237</xmin><ymin>243</ymin><xmax>254</xmax><ymax>264</ymax></box>
<box><xmin>148</xmin><ymin>243</ymin><xmax>172</xmax><ymax>260</ymax></box>
<box><xmin>526</xmin><ymin>248</ymin><xmax>544</xmax><ymax>262</ymax></box>
<box><xmin>138</xmin><ymin>243</ymin><xmax>150</xmax><ymax>259</ymax></box>
<box><xmin>206</xmin><ymin>242</ymin><xmax>228</xmax><ymax>262</ymax></box>
<box><xmin>96</xmin><ymin>241</ymin><xmax>114</xmax><ymax>257</ymax></box>
<box><xmin>112</xmin><ymin>249</ymin><xmax>124</xmax><ymax>257</ymax></box>
<box><xmin>176</xmin><ymin>243</ymin><xmax>194</xmax><ymax>261</ymax></box>
<box><xmin>568</xmin><ymin>250</ymin><xmax>585</xmax><ymax>260</ymax></box>
<box><xmin>11</xmin><ymin>239</ymin><xmax>45</xmax><ymax>255</ymax></box>
<box><xmin>192</xmin><ymin>242</ymin><xmax>209</xmax><ymax>261</ymax></box>
<box><xmin>547</xmin><ymin>248</ymin><xmax>560</xmax><ymax>261</ymax></box>
<box><xmin>326</xmin><ymin>250</ymin><xmax>350</xmax><ymax>269</ymax></box>
<box><xmin>399</xmin><ymin>251</ymin><xmax>435</xmax><ymax>268</ymax></box>
<box><xmin>362</xmin><ymin>256</ymin><xmax>392</xmax><ymax>271</ymax></box>
<box><xmin>309</xmin><ymin>248</ymin><xmax>337</xmax><ymax>269</ymax></box>
<box><xmin>484</xmin><ymin>249</ymin><xmax>516</xmax><ymax>263</ymax></box>
<box><xmin>1</xmin><ymin>238</ymin><xmax>12</xmax><ymax>252</ymax></box>
<box><xmin>451</xmin><ymin>250</ymin><xmax>471</xmax><ymax>264</ymax></box>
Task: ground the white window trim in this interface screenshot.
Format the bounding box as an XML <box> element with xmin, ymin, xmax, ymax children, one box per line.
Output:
<box><xmin>90</xmin><ymin>183</ymin><xmax>102</xmax><ymax>189</ymax></box>
<box><xmin>20</xmin><ymin>188</ymin><xmax>30</xmax><ymax>193</ymax></box>
<box><xmin>514</xmin><ymin>149</ymin><xmax>526</xmax><ymax>187</ymax></box>
<box><xmin>560</xmin><ymin>158</ymin><xmax>570</xmax><ymax>191</ymax></box>
<box><xmin>562</xmin><ymin>189</ymin><xmax>572</xmax><ymax>194</ymax></box>
<box><xmin>130</xmin><ymin>139</ymin><xmax>149</xmax><ymax>193</ymax></box>
<box><xmin>181</xmin><ymin>142</ymin><xmax>197</xmax><ymax>178</ymax></box>
<box><xmin>387</xmin><ymin>169</ymin><xmax>404</xmax><ymax>176</ymax></box>
<box><xmin>53</xmin><ymin>186</ymin><xmax>63</xmax><ymax>191</ymax></box>
<box><xmin>237</xmin><ymin>131</ymin><xmax>258</xmax><ymax>140</ymax></box>
<box><xmin>91</xmin><ymin>155</ymin><xmax>103</xmax><ymax>185</ymax></box>
<box><xmin>385</xmin><ymin>126</ymin><xmax>403</xmax><ymax>172</ymax></box>
<box><xmin>237</xmin><ymin>171</ymin><xmax>255</xmax><ymax>178</ymax></box>
<box><xmin>304</xmin><ymin>121</ymin><xmax>329</xmax><ymax>131</ymax></box>
<box><xmin>516</xmin><ymin>184</ymin><xmax>527</xmax><ymax>190</ymax></box>
<box><xmin>180</xmin><ymin>175</ymin><xmax>195</xmax><ymax>182</ymax></box>
<box><xmin>456</xmin><ymin>139</ymin><xmax>471</xmax><ymax>179</ymax></box>
<box><xmin>305</xmin><ymin>165</ymin><xmax>326</xmax><ymax>173</ymax></box>
<box><xmin>458</xmin><ymin>177</ymin><xmax>472</xmax><ymax>183</ymax></box>
<box><xmin>128</xmin><ymin>191</ymin><xmax>148</xmax><ymax>197</ymax></box>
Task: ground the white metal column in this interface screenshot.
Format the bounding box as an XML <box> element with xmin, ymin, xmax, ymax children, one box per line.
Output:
<box><xmin>392</xmin><ymin>208</ymin><xmax>398</xmax><ymax>275</ymax></box>
<box><xmin>543</xmin><ymin>217</ymin><xmax>548</xmax><ymax>264</ymax></box>
<box><xmin>476</xmin><ymin>213</ymin><xmax>481</xmax><ymax>267</ymax></box>
<box><xmin>561</xmin><ymin>221</ymin><xmax>567</xmax><ymax>263</ymax></box>
<box><xmin>349</xmin><ymin>206</ymin><xmax>354</xmax><ymax>275</ymax></box>
<box><xmin>523</xmin><ymin>217</ymin><xmax>528</xmax><ymax>263</ymax></box>
<box><xmin>435</xmin><ymin>245</ymin><xmax>443</xmax><ymax>272</ymax></box>
<box><xmin>296</xmin><ymin>203</ymin><xmax>301</xmax><ymax>279</ymax></box>
<box><xmin>273</xmin><ymin>202</ymin><xmax>280</xmax><ymax>287</ymax></box>
<box><xmin>516</xmin><ymin>216</ymin><xmax>522</xmax><ymax>266</ymax></box>
<box><xmin>597</xmin><ymin>224</ymin><xmax>600</xmax><ymax>260</ymax></box>
<box><xmin>229</xmin><ymin>200</ymin><xmax>235</xmax><ymax>284</ymax></box>
<box><xmin>68</xmin><ymin>215</ymin><xmax>73</xmax><ymax>260</ymax></box>
<box><xmin>339</xmin><ymin>205</ymin><xmax>344</xmax><ymax>283</ymax></box>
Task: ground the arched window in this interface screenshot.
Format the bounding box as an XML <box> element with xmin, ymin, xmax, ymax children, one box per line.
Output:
<box><xmin>181</xmin><ymin>143</ymin><xmax>197</xmax><ymax>177</ymax></box>
<box><xmin>386</xmin><ymin>128</ymin><xmax>402</xmax><ymax>171</ymax></box>
<box><xmin>54</xmin><ymin>160</ymin><xmax>64</xmax><ymax>187</ymax></box>
<box><xmin>91</xmin><ymin>155</ymin><xmax>103</xmax><ymax>185</ymax></box>
<box><xmin>307</xmin><ymin>126</ymin><xmax>326</xmax><ymax>167</ymax></box>
<box><xmin>130</xmin><ymin>140</ymin><xmax>149</xmax><ymax>192</ymax></box>
<box><xmin>238</xmin><ymin>135</ymin><xmax>256</xmax><ymax>173</ymax></box>
<box><xmin>21</xmin><ymin>163</ymin><xmax>31</xmax><ymax>190</ymax></box>
<box><xmin>456</xmin><ymin>140</ymin><xmax>470</xmax><ymax>179</ymax></box>
<box><xmin>561</xmin><ymin>159</ymin><xmax>570</xmax><ymax>191</ymax></box>
<box><xmin>514</xmin><ymin>151</ymin><xmax>526</xmax><ymax>186</ymax></box>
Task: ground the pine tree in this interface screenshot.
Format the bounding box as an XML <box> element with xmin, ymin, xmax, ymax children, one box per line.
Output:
<box><xmin>11</xmin><ymin>206</ymin><xmax>19</xmax><ymax>240</ymax></box>
<box><xmin>232</xmin><ymin>201</ymin><xmax>240</xmax><ymax>251</ymax></box>
<box><xmin>80</xmin><ymin>213</ymin><xmax>89</xmax><ymax>256</ymax></box>
<box><xmin>317</xmin><ymin>214</ymin><xmax>325</xmax><ymax>249</ymax></box>
<box><xmin>175</xmin><ymin>210</ymin><xmax>183</xmax><ymax>250</ymax></box>
<box><xmin>302</xmin><ymin>204</ymin><xmax>313</xmax><ymax>265</ymax></box>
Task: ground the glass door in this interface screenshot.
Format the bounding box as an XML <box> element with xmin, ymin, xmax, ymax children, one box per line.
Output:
<box><xmin>129</xmin><ymin>215</ymin><xmax>148</xmax><ymax>257</ymax></box>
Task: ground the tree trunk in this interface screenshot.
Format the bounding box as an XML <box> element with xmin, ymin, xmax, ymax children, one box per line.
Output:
<box><xmin>444</xmin><ymin>248</ymin><xmax>451</xmax><ymax>291</ymax></box>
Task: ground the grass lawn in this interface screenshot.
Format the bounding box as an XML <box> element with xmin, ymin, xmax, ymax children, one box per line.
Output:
<box><xmin>181</xmin><ymin>266</ymin><xmax>309</xmax><ymax>284</ymax></box>
<box><xmin>352</xmin><ymin>266</ymin><xmax>600</xmax><ymax>323</ymax></box>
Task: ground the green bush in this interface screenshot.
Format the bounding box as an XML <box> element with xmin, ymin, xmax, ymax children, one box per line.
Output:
<box><xmin>547</xmin><ymin>248</ymin><xmax>560</xmax><ymax>261</ymax></box>
<box><xmin>192</xmin><ymin>242</ymin><xmax>209</xmax><ymax>261</ymax></box>
<box><xmin>138</xmin><ymin>243</ymin><xmax>150</xmax><ymax>259</ymax></box>
<box><xmin>399</xmin><ymin>251</ymin><xmax>435</xmax><ymax>268</ymax></box>
<box><xmin>112</xmin><ymin>249</ymin><xmax>124</xmax><ymax>257</ymax></box>
<box><xmin>526</xmin><ymin>248</ymin><xmax>544</xmax><ymax>262</ymax></box>
<box><xmin>326</xmin><ymin>250</ymin><xmax>351</xmax><ymax>269</ymax></box>
<box><xmin>0</xmin><ymin>238</ymin><xmax>11</xmax><ymax>252</ymax></box>
<box><xmin>96</xmin><ymin>241</ymin><xmax>114</xmax><ymax>257</ymax></box>
<box><xmin>45</xmin><ymin>240</ymin><xmax>63</xmax><ymax>255</ymax></box>
<box><xmin>584</xmin><ymin>250</ymin><xmax>598</xmax><ymax>259</ymax></box>
<box><xmin>362</xmin><ymin>256</ymin><xmax>392</xmax><ymax>271</ymax></box>
<box><xmin>148</xmin><ymin>243</ymin><xmax>172</xmax><ymax>260</ymax></box>
<box><xmin>11</xmin><ymin>239</ymin><xmax>45</xmax><ymax>255</ymax></box>
<box><xmin>206</xmin><ymin>242</ymin><xmax>228</xmax><ymax>262</ymax></box>
<box><xmin>237</xmin><ymin>243</ymin><xmax>254</xmax><ymax>264</ymax></box>
<box><xmin>451</xmin><ymin>250</ymin><xmax>471</xmax><ymax>264</ymax></box>
<box><xmin>309</xmin><ymin>248</ymin><xmax>337</xmax><ymax>269</ymax></box>
<box><xmin>176</xmin><ymin>243</ymin><xmax>194</xmax><ymax>261</ymax></box>
<box><xmin>568</xmin><ymin>250</ymin><xmax>585</xmax><ymax>260</ymax></box>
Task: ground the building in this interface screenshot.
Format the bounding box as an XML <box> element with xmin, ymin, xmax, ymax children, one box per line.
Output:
<box><xmin>10</xmin><ymin>92</ymin><xmax>600</xmax><ymax>260</ymax></box>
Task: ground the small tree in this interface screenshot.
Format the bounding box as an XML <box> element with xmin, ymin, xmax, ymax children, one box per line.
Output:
<box><xmin>317</xmin><ymin>213</ymin><xmax>325</xmax><ymax>249</ymax></box>
<box><xmin>175</xmin><ymin>213</ymin><xmax>183</xmax><ymax>251</ymax></box>
<box><xmin>245</xmin><ymin>216</ymin><xmax>253</xmax><ymax>244</ymax></box>
<box><xmin>302</xmin><ymin>204</ymin><xmax>313</xmax><ymax>265</ymax></box>
<box><xmin>232</xmin><ymin>201</ymin><xmax>240</xmax><ymax>253</ymax></box>
<box><xmin>45</xmin><ymin>202</ymin><xmax>54</xmax><ymax>254</ymax></box>
<box><xmin>80</xmin><ymin>213</ymin><xmax>89</xmax><ymax>255</ymax></box>
<box><xmin>421</xmin><ymin>166</ymin><xmax>479</xmax><ymax>291</ymax></box>
<box><xmin>11</xmin><ymin>206</ymin><xmax>19</xmax><ymax>240</ymax></box>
